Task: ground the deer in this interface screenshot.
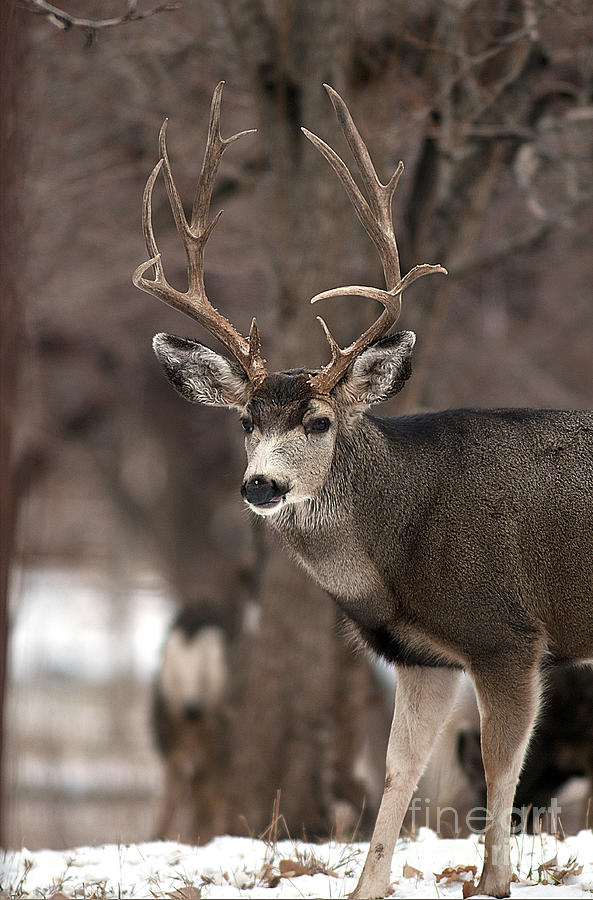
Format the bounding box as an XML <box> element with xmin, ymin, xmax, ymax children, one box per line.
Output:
<box><xmin>132</xmin><ymin>81</ymin><xmax>593</xmax><ymax>899</ymax></box>
<box><xmin>152</xmin><ymin>603</ymin><xmax>229</xmax><ymax>843</ymax></box>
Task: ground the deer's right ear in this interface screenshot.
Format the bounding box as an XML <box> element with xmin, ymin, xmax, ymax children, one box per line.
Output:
<box><xmin>152</xmin><ymin>333</ymin><xmax>252</xmax><ymax>408</ymax></box>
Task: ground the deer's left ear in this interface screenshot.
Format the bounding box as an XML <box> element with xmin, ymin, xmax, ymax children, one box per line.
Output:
<box><xmin>337</xmin><ymin>331</ymin><xmax>415</xmax><ymax>406</ymax></box>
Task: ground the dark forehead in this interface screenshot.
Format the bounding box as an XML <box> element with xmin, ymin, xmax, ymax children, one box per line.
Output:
<box><xmin>248</xmin><ymin>373</ymin><xmax>318</xmax><ymax>429</ymax></box>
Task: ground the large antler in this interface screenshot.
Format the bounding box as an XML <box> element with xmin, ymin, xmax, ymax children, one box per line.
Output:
<box><xmin>132</xmin><ymin>82</ymin><xmax>267</xmax><ymax>385</ymax></box>
<box><xmin>302</xmin><ymin>85</ymin><xmax>447</xmax><ymax>394</ymax></box>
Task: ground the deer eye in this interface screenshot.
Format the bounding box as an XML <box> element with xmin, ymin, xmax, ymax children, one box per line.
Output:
<box><xmin>240</xmin><ymin>416</ymin><xmax>254</xmax><ymax>434</ymax></box>
<box><xmin>307</xmin><ymin>417</ymin><xmax>331</xmax><ymax>433</ymax></box>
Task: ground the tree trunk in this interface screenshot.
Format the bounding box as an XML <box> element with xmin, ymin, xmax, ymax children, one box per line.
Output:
<box><xmin>222</xmin><ymin>0</ymin><xmax>380</xmax><ymax>837</ymax></box>
<box><xmin>0</xmin><ymin>2</ymin><xmax>26</xmax><ymax>846</ymax></box>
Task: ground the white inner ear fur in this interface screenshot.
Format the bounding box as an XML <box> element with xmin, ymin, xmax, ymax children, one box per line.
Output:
<box><xmin>341</xmin><ymin>331</ymin><xmax>416</xmax><ymax>405</ymax></box>
<box><xmin>187</xmin><ymin>344</ymin><xmax>249</xmax><ymax>407</ymax></box>
<box><xmin>153</xmin><ymin>334</ymin><xmax>250</xmax><ymax>408</ymax></box>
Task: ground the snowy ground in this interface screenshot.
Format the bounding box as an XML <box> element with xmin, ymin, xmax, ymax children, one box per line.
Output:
<box><xmin>5</xmin><ymin>566</ymin><xmax>593</xmax><ymax>897</ymax></box>
<box><xmin>3</xmin><ymin>829</ymin><xmax>593</xmax><ymax>899</ymax></box>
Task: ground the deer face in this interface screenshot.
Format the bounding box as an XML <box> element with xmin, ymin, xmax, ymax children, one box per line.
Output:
<box><xmin>153</xmin><ymin>331</ymin><xmax>416</xmax><ymax>516</ymax></box>
<box><xmin>240</xmin><ymin>374</ymin><xmax>337</xmax><ymax>516</ymax></box>
<box><xmin>137</xmin><ymin>83</ymin><xmax>442</xmax><ymax>517</ymax></box>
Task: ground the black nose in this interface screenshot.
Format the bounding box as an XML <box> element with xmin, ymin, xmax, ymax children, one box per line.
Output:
<box><xmin>241</xmin><ymin>475</ymin><xmax>287</xmax><ymax>507</ymax></box>
<box><xmin>184</xmin><ymin>702</ymin><xmax>203</xmax><ymax>721</ymax></box>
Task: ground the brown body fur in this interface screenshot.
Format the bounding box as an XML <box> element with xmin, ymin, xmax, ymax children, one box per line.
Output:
<box><xmin>265</xmin><ymin>390</ymin><xmax>593</xmax><ymax>671</ymax></box>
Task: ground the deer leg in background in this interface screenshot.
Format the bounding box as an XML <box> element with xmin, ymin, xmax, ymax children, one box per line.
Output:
<box><xmin>586</xmin><ymin>747</ymin><xmax>593</xmax><ymax>830</ymax></box>
<box><xmin>352</xmin><ymin>666</ymin><xmax>462</xmax><ymax>900</ymax></box>
<box><xmin>155</xmin><ymin>760</ymin><xmax>186</xmax><ymax>841</ymax></box>
<box><xmin>189</xmin><ymin>773</ymin><xmax>209</xmax><ymax>844</ymax></box>
<box><xmin>189</xmin><ymin>770</ymin><xmax>225</xmax><ymax>845</ymax></box>
<box><xmin>466</xmin><ymin>659</ymin><xmax>542</xmax><ymax>899</ymax></box>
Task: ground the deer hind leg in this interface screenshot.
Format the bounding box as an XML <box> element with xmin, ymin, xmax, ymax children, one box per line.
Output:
<box><xmin>351</xmin><ymin>665</ymin><xmax>462</xmax><ymax>900</ymax></box>
<box><xmin>467</xmin><ymin>660</ymin><xmax>542</xmax><ymax>899</ymax></box>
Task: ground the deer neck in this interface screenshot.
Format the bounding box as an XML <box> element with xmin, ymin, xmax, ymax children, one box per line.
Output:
<box><xmin>268</xmin><ymin>415</ymin><xmax>395</xmax><ymax>603</ymax></box>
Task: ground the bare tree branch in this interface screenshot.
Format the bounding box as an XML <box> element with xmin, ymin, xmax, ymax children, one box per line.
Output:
<box><xmin>448</xmin><ymin>221</ymin><xmax>551</xmax><ymax>278</ymax></box>
<box><xmin>19</xmin><ymin>0</ymin><xmax>179</xmax><ymax>33</ymax></box>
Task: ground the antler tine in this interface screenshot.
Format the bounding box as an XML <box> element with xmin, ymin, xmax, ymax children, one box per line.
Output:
<box><xmin>190</xmin><ymin>80</ymin><xmax>256</xmax><ymax>234</ymax></box>
<box><xmin>321</xmin><ymin>83</ymin><xmax>404</xmax><ymax>290</ymax></box>
<box><xmin>311</xmin><ymin>262</ymin><xmax>448</xmax><ymax>307</ymax></box>
<box><xmin>302</xmin><ymin>85</ymin><xmax>447</xmax><ymax>393</ymax></box>
<box><xmin>132</xmin><ymin>82</ymin><xmax>266</xmax><ymax>385</ymax></box>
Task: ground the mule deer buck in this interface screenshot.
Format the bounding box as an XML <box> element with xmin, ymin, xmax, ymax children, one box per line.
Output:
<box><xmin>133</xmin><ymin>82</ymin><xmax>593</xmax><ymax>898</ymax></box>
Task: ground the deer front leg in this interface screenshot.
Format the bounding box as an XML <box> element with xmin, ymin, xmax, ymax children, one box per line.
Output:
<box><xmin>155</xmin><ymin>759</ymin><xmax>185</xmax><ymax>840</ymax></box>
<box><xmin>465</xmin><ymin>660</ymin><xmax>541</xmax><ymax>899</ymax></box>
<box><xmin>351</xmin><ymin>665</ymin><xmax>462</xmax><ymax>899</ymax></box>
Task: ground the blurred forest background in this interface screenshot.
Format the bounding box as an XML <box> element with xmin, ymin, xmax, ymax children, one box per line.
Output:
<box><xmin>1</xmin><ymin>0</ymin><xmax>592</xmax><ymax>852</ymax></box>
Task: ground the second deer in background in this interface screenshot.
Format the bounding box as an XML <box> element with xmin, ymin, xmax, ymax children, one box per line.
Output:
<box><xmin>152</xmin><ymin>603</ymin><xmax>229</xmax><ymax>843</ymax></box>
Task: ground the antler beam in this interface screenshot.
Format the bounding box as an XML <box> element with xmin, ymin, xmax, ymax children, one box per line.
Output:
<box><xmin>302</xmin><ymin>85</ymin><xmax>447</xmax><ymax>393</ymax></box>
<box><xmin>132</xmin><ymin>82</ymin><xmax>267</xmax><ymax>385</ymax></box>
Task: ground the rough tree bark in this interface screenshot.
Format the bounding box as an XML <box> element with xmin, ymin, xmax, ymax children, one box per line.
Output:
<box><xmin>0</xmin><ymin>2</ymin><xmax>27</xmax><ymax>847</ymax></box>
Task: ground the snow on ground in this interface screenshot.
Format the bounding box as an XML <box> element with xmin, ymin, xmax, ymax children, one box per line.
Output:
<box><xmin>3</xmin><ymin>829</ymin><xmax>593</xmax><ymax>899</ymax></box>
